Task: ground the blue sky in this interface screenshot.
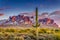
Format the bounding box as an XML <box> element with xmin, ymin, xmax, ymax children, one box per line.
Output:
<box><xmin>0</xmin><ymin>0</ymin><xmax>60</xmax><ymax>20</ymax></box>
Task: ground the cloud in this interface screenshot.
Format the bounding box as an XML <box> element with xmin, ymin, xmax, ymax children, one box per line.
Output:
<box><xmin>50</xmin><ymin>11</ymin><xmax>60</xmax><ymax>16</ymax></box>
<box><xmin>0</xmin><ymin>13</ymin><xmax>4</xmax><ymax>16</ymax></box>
<box><xmin>0</xmin><ymin>7</ymin><xmax>7</xmax><ymax>11</ymax></box>
<box><xmin>38</xmin><ymin>12</ymin><xmax>49</xmax><ymax>19</ymax></box>
<box><xmin>0</xmin><ymin>6</ymin><xmax>11</xmax><ymax>11</ymax></box>
<box><xmin>41</xmin><ymin>12</ymin><xmax>48</xmax><ymax>16</ymax></box>
<box><xmin>38</xmin><ymin>11</ymin><xmax>60</xmax><ymax>19</ymax></box>
<box><xmin>20</xmin><ymin>12</ymin><xmax>35</xmax><ymax>16</ymax></box>
<box><xmin>0</xmin><ymin>8</ymin><xmax>4</xmax><ymax>10</ymax></box>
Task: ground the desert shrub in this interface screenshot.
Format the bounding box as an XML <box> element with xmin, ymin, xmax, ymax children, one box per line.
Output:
<box><xmin>0</xmin><ymin>34</ymin><xmax>5</xmax><ymax>40</ymax></box>
<box><xmin>55</xmin><ymin>29</ymin><xmax>60</xmax><ymax>32</ymax></box>
<box><xmin>7</xmin><ymin>34</ymin><xmax>15</xmax><ymax>40</ymax></box>
<box><xmin>46</xmin><ymin>35</ymin><xmax>55</xmax><ymax>40</ymax></box>
<box><xmin>39</xmin><ymin>37</ymin><xmax>45</xmax><ymax>40</ymax></box>
<box><xmin>24</xmin><ymin>36</ymin><xmax>31</xmax><ymax>40</ymax></box>
<box><xmin>39</xmin><ymin>30</ymin><xmax>44</xmax><ymax>33</ymax></box>
<box><xmin>20</xmin><ymin>30</ymin><xmax>27</xmax><ymax>33</ymax></box>
<box><xmin>15</xmin><ymin>37</ymin><xmax>24</xmax><ymax>40</ymax></box>
<box><xmin>0</xmin><ymin>28</ymin><xmax>4</xmax><ymax>32</ymax></box>
<box><xmin>54</xmin><ymin>35</ymin><xmax>60</xmax><ymax>40</ymax></box>
<box><xmin>39</xmin><ymin>29</ymin><xmax>47</xmax><ymax>33</ymax></box>
<box><xmin>29</xmin><ymin>29</ymin><xmax>36</xmax><ymax>36</ymax></box>
<box><xmin>38</xmin><ymin>34</ymin><xmax>55</xmax><ymax>40</ymax></box>
<box><xmin>5</xmin><ymin>28</ymin><xmax>15</xmax><ymax>33</ymax></box>
<box><xmin>28</xmin><ymin>35</ymin><xmax>36</xmax><ymax>40</ymax></box>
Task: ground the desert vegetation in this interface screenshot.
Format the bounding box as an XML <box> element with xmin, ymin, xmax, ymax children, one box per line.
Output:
<box><xmin>0</xmin><ymin>27</ymin><xmax>60</xmax><ymax>40</ymax></box>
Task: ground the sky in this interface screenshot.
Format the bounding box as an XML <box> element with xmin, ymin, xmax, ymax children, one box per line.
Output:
<box><xmin>0</xmin><ymin>0</ymin><xmax>60</xmax><ymax>18</ymax></box>
<box><xmin>0</xmin><ymin>0</ymin><xmax>60</xmax><ymax>26</ymax></box>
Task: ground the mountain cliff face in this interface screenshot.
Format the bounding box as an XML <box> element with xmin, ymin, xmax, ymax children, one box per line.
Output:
<box><xmin>0</xmin><ymin>13</ymin><xmax>58</xmax><ymax>28</ymax></box>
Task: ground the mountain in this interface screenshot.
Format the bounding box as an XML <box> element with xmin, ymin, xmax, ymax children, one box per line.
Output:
<box><xmin>0</xmin><ymin>13</ymin><xmax>59</xmax><ymax>28</ymax></box>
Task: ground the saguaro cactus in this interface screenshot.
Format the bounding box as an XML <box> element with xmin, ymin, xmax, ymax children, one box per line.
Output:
<box><xmin>36</xmin><ymin>7</ymin><xmax>40</xmax><ymax>40</ymax></box>
<box><xmin>32</xmin><ymin>7</ymin><xmax>40</xmax><ymax>40</ymax></box>
<box><xmin>32</xmin><ymin>7</ymin><xmax>40</xmax><ymax>27</ymax></box>
<box><xmin>36</xmin><ymin>7</ymin><xmax>40</xmax><ymax>27</ymax></box>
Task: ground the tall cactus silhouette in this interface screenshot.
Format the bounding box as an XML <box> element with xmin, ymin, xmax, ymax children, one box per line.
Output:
<box><xmin>32</xmin><ymin>7</ymin><xmax>40</xmax><ymax>27</ymax></box>
<box><xmin>36</xmin><ymin>7</ymin><xmax>40</xmax><ymax>27</ymax></box>
<box><xmin>35</xmin><ymin>7</ymin><xmax>40</xmax><ymax>40</ymax></box>
<box><xmin>32</xmin><ymin>7</ymin><xmax>40</xmax><ymax>40</ymax></box>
